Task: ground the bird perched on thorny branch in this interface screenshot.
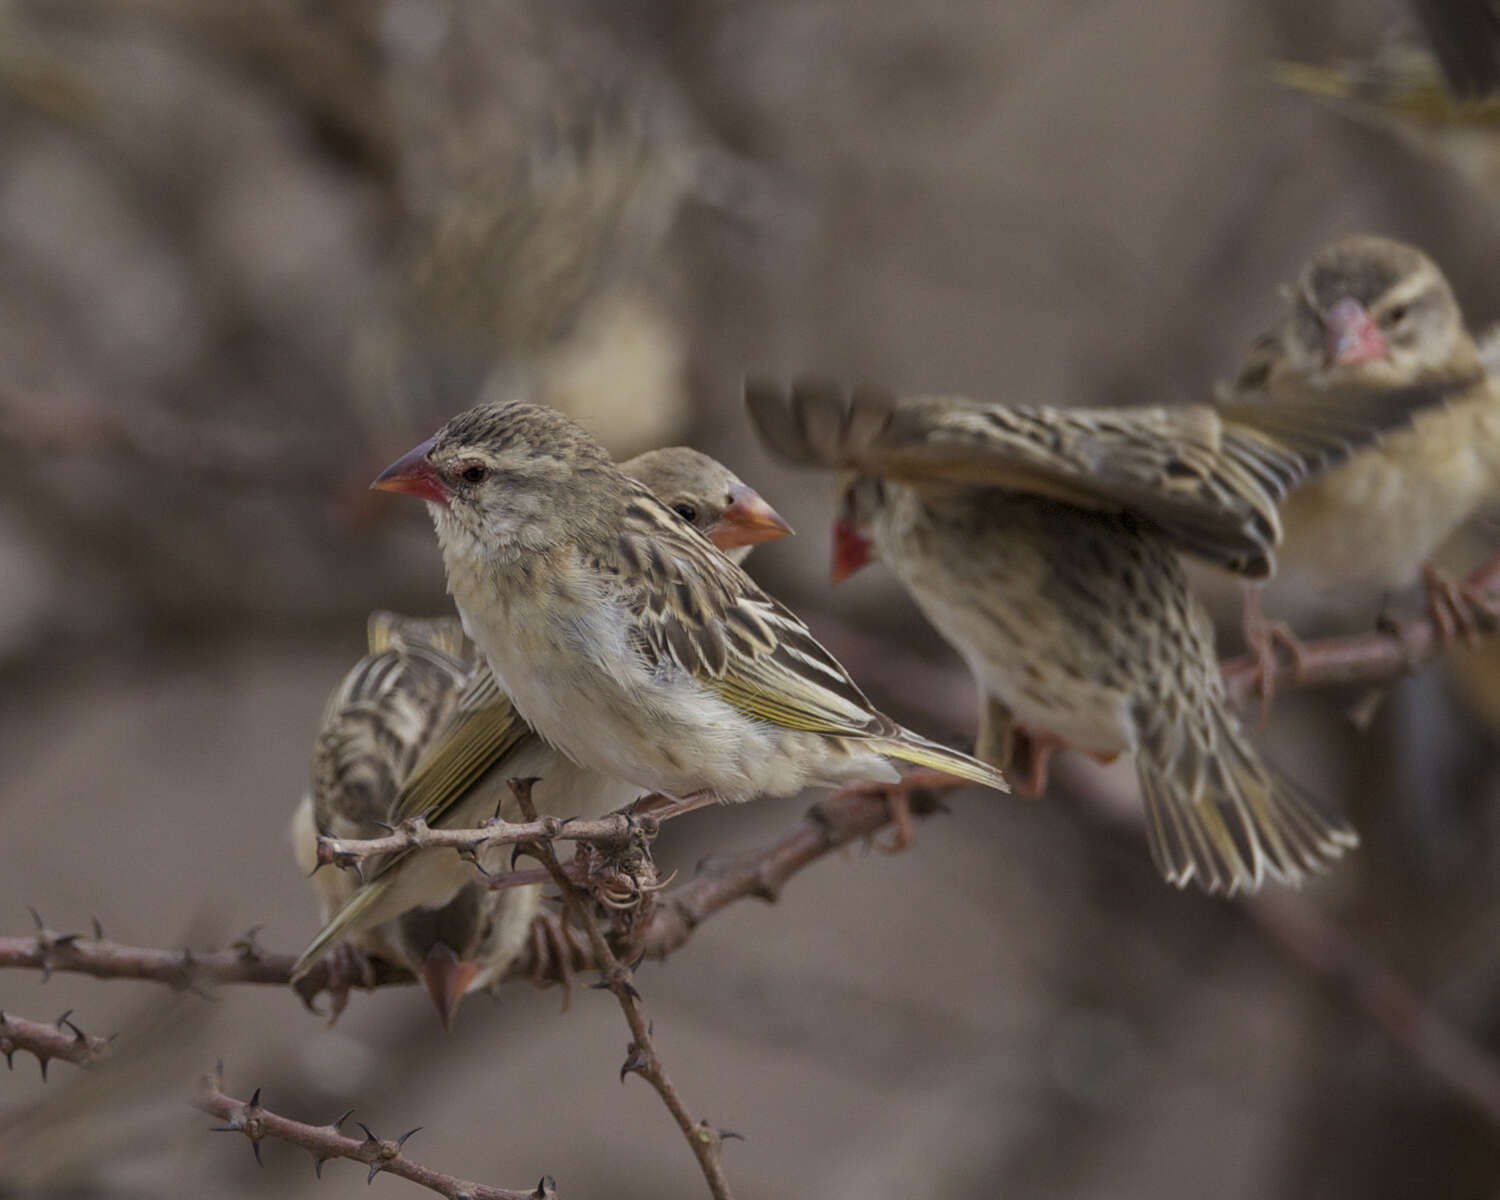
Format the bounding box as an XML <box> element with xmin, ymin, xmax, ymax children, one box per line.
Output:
<box><xmin>365</xmin><ymin>401</ymin><xmax>1007</xmax><ymax>826</ymax></box>
<box><xmin>291</xmin><ymin>449</ymin><xmax>793</xmax><ymax>1013</ymax></box>
<box><xmin>745</xmin><ymin>373</ymin><xmax>1468</xmax><ymax>894</ymax></box>
<box><xmin>289</xmin><ymin>610</ymin><xmax>497</xmax><ymax>1026</ymax></box>
<box><xmin>1220</xmin><ymin>235</ymin><xmax>1500</xmax><ymax>681</ymax></box>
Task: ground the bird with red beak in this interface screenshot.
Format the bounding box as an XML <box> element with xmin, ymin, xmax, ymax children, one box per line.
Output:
<box><xmin>1220</xmin><ymin>234</ymin><xmax>1500</xmax><ymax>695</ymax></box>
<box><xmin>294</xmin><ymin>445</ymin><xmax>793</xmax><ymax>1019</ymax></box>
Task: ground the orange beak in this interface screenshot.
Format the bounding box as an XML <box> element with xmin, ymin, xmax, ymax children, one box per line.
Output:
<box><xmin>419</xmin><ymin>942</ymin><xmax>480</xmax><ymax>1032</ymax></box>
<box><xmin>831</xmin><ymin>517</ymin><xmax>873</xmax><ymax>583</ymax></box>
<box><xmin>371</xmin><ymin>436</ymin><xmax>449</xmax><ymax>506</ymax></box>
<box><xmin>1323</xmin><ymin>297</ymin><xmax>1387</xmax><ymax>367</ymax></box>
<box><xmin>707</xmin><ymin>484</ymin><xmax>794</xmax><ymax>551</ymax></box>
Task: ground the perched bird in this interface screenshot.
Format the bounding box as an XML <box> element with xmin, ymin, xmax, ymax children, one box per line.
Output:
<box><xmin>289</xmin><ymin>610</ymin><xmax>521</xmax><ymax>1027</ymax></box>
<box><xmin>1222</xmin><ymin>235</ymin><xmax>1500</xmax><ymax>663</ymax></box>
<box><xmin>745</xmin><ymin>374</ymin><xmax>1465</xmax><ymax>893</ymax></box>
<box><xmin>291</xmin><ymin>448</ymin><xmax>794</xmax><ymax>1000</ymax></box>
<box><xmin>367</xmin><ymin>400</ymin><xmax>1008</xmax><ymax>816</ymax></box>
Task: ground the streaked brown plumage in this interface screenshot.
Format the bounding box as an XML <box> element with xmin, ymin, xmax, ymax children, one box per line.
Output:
<box><xmin>367</xmin><ymin>400</ymin><xmax>1008</xmax><ymax>808</ymax></box>
<box><xmin>288</xmin><ymin>611</ymin><xmax>528</xmax><ymax>1027</ymax></box>
<box><xmin>1223</xmin><ymin>236</ymin><xmax>1500</xmax><ymax>649</ymax></box>
<box><xmin>291</xmin><ymin>449</ymin><xmax>793</xmax><ymax>996</ymax></box>
<box><xmin>746</xmin><ymin>375</ymin><xmax>1465</xmax><ymax>892</ymax></box>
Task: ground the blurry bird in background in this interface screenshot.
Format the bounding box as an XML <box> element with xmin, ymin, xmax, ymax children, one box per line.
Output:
<box><xmin>1220</xmin><ymin>235</ymin><xmax>1500</xmax><ymax>675</ymax></box>
<box><xmin>292</xmin><ymin>449</ymin><xmax>793</xmax><ymax>1019</ymax></box>
<box><xmin>1269</xmin><ymin>1</ymin><xmax>1500</xmax><ymax>208</ymax></box>
<box><xmin>746</xmin><ymin>374</ymin><xmax>1466</xmax><ymax>893</ymax></box>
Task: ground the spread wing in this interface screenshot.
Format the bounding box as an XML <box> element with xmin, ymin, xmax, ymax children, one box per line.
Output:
<box><xmin>746</xmin><ymin>373</ymin><xmax>1472</xmax><ymax>578</ymax></box>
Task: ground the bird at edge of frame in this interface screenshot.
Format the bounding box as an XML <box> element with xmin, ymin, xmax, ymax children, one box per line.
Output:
<box><xmin>744</xmin><ymin>370</ymin><xmax>1471</xmax><ymax>895</ymax></box>
<box><xmin>1218</xmin><ymin>234</ymin><xmax>1500</xmax><ymax>688</ymax></box>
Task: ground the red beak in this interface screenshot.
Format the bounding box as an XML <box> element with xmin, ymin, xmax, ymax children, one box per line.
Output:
<box><xmin>707</xmin><ymin>484</ymin><xmax>794</xmax><ymax>551</ymax></box>
<box><xmin>1323</xmin><ymin>297</ymin><xmax>1387</xmax><ymax>367</ymax></box>
<box><xmin>419</xmin><ymin>942</ymin><xmax>480</xmax><ymax>1032</ymax></box>
<box><xmin>831</xmin><ymin>517</ymin><xmax>873</xmax><ymax>584</ymax></box>
<box><xmin>371</xmin><ymin>437</ymin><xmax>449</xmax><ymax>506</ymax></box>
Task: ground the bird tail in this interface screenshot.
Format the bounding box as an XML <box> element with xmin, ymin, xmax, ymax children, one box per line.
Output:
<box><xmin>290</xmin><ymin>877</ymin><xmax>399</xmax><ymax>982</ymax></box>
<box><xmin>873</xmin><ymin>731</ymin><xmax>1010</xmax><ymax>794</ymax></box>
<box><xmin>1135</xmin><ymin>705</ymin><xmax>1357</xmax><ymax>895</ymax></box>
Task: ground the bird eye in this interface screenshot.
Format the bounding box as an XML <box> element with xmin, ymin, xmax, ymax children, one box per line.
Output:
<box><xmin>671</xmin><ymin>502</ymin><xmax>698</xmax><ymax>524</ymax></box>
<box><xmin>1380</xmin><ymin>304</ymin><xmax>1408</xmax><ymax>329</ymax></box>
<box><xmin>459</xmin><ymin>464</ymin><xmax>488</xmax><ymax>484</ymax></box>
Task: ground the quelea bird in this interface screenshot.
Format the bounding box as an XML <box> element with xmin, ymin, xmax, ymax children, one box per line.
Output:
<box><xmin>1222</xmin><ymin>235</ymin><xmax>1499</xmax><ymax>669</ymax></box>
<box><xmin>291</xmin><ymin>449</ymin><xmax>794</xmax><ymax>1007</ymax></box>
<box><xmin>289</xmin><ymin>610</ymin><xmax>512</xmax><ymax>1027</ymax></box>
<box><xmin>365</xmin><ymin>401</ymin><xmax>1008</xmax><ymax>816</ymax></box>
<box><xmin>745</xmin><ymin>374</ymin><xmax>1467</xmax><ymax>893</ymax></box>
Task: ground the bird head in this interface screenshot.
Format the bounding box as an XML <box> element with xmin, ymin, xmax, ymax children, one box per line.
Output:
<box><xmin>1283</xmin><ymin>235</ymin><xmax>1468</xmax><ymax>383</ymax></box>
<box><xmin>372</xmin><ymin>401</ymin><xmax>618</xmax><ymax>560</ymax></box>
<box><xmin>624</xmin><ymin>446</ymin><xmax>793</xmax><ymax>565</ymax></box>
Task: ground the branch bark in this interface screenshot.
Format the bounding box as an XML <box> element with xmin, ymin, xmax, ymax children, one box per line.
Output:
<box><xmin>192</xmin><ymin>1064</ymin><xmax>549</xmax><ymax>1200</ymax></box>
<box><xmin>0</xmin><ymin>1009</ymin><xmax>111</xmax><ymax>1078</ymax></box>
<box><xmin>508</xmin><ymin>780</ymin><xmax>738</xmax><ymax>1200</ymax></box>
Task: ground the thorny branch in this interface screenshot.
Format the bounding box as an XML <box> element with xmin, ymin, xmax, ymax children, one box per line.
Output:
<box><xmin>1220</xmin><ymin>551</ymin><xmax>1500</xmax><ymax>706</ymax></box>
<box><xmin>312</xmin><ymin>810</ymin><xmax>674</xmax><ymax>871</ymax></box>
<box><xmin>508</xmin><ymin>778</ymin><xmax>739</xmax><ymax>1200</ymax></box>
<box><xmin>193</xmin><ymin>1063</ymin><xmax>549</xmax><ymax>1200</ymax></box>
<box><xmin>0</xmin><ymin>1009</ymin><xmax>111</xmax><ymax>1078</ymax></box>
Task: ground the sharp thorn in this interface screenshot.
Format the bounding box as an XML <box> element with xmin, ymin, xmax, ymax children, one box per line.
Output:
<box><xmin>38</xmin><ymin>1057</ymin><xmax>48</xmax><ymax>1081</ymax></box>
<box><xmin>3</xmin><ymin>1051</ymin><xmax>13</xmax><ymax>1071</ymax></box>
<box><xmin>718</xmin><ymin>1128</ymin><xmax>745</xmax><ymax>1142</ymax></box>
<box><xmin>534</xmin><ymin>1176</ymin><xmax>559</xmax><ymax>1199</ymax></box>
<box><xmin>396</xmin><ymin>1126</ymin><xmax>421</xmax><ymax>1148</ymax></box>
<box><xmin>211</xmin><ymin>1124</ymin><xmax>240</xmax><ymax>1133</ymax></box>
<box><xmin>620</xmin><ymin>981</ymin><xmax>641</xmax><ymax>1002</ymax></box>
<box><xmin>313</xmin><ymin>1154</ymin><xmax>326</xmax><ymax>1179</ymax></box>
<box><xmin>27</xmin><ymin>906</ymin><xmax>43</xmax><ymax>931</ymax></box>
<box><xmin>249</xmin><ymin>1087</ymin><xmax>262</xmax><ymax>1107</ymax></box>
<box><xmin>252</xmin><ymin>1138</ymin><xmax>264</xmax><ymax>1167</ymax></box>
<box><xmin>215</xmin><ymin>1056</ymin><xmax>224</xmax><ymax>1079</ymax></box>
<box><xmin>628</xmin><ymin>951</ymin><xmax>647</xmax><ymax>972</ymax></box>
<box><xmin>54</xmin><ymin>1009</ymin><xmax>73</xmax><ymax>1027</ymax></box>
<box><xmin>647</xmin><ymin>1019</ymin><xmax>654</xmax><ymax>1037</ymax></box>
<box><xmin>90</xmin><ymin>915</ymin><xmax>104</xmax><ymax>940</ymax></box>
<box><xmin>357</xmin><ymin>1121</ymin><xmax>378</xmax><ymax>1144</ymax></box>
<box><xmin>54</xmin><ymin>933</ymin><xmax>80</xmax><ymax>948</ymax></box>
<box><xmin>367</xmin><ymin>1162</ymin><xmax>384</xmax><ymax>1184</ymax></box>
<box><xmin>331</xmin><ymin>1108</ymin><xmax>355</xmax><ymax>1131</ymax></box>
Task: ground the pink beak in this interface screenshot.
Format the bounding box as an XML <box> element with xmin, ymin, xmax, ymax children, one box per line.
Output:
<box><xmin>420</xmin><ymin>942</ymin><xmax>480</xmax><ymax>1032</ymax></box>
<box><xmin>831</xmin><ymin>518</ymin><xmax>873</xmax><ymax>584</ymax></box>
<box><xmin>1323</xmin><ymin>297</ymin><xmax>1387</xmax><ymax>367</ymax></box>
<box><xmin>707</xmin><ymin>484</ymin><xmax>794</xmax><ymax>550</ymax></box>
<box><xmin>371</xmin><ymin>437</ymin><xmax>449</xmax><ymax>506</ymax></box>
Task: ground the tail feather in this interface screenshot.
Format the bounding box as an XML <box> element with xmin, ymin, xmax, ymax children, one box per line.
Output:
<box><xmin>290</xmin><ymin>878</ymin><xmax>397</xmax><ymax>982</ymax></box>
<box><xmin>1135</xmin><ymin>707</ymin><xmax>1356</xmax><ymax>896</ymax></box>
<box><xmin>873</xmin><ymin>731</ymin><xmax>1010</xmax><ymax>793</ymax></box>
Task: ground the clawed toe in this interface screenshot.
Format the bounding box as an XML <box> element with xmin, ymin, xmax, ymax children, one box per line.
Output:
<box><xmin>1423</xmin><ymin>564</ymin><xmax>1498</xmax><ymax>649</ymax></box>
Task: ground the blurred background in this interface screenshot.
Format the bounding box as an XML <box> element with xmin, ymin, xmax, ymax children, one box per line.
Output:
<box><xmin>4</xmin><ymin>0</ymin><xmax>1500</xmax><ymax>1196</ymax></box>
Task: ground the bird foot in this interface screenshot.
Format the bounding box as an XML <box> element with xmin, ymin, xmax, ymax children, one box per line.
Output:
<box><xmin>1422</xmin><ymin>563</ymin><xmax>1499</xmax><ymax>648</ymax></box>
<box><xmin>835</xmin><ymin>769</ymin><xmax>964</xmax><ymax>853</ymax></box>
<box><xmin>1245</xmin><ymin>620</ymin><xmax>1311</xmax><ymax>721</ymax></box>
<box><xmin>1008</xmin><ymin>726</ymin><xmax>1061</xmax><ymax>796</ymax></box>
<box><xmin>312</xmin><ymin>943</ymin><xmax>378</xmax><ymax>1026</ymax></box>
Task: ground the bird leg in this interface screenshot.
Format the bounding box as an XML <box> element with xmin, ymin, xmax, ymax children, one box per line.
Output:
<box><xmin>318</xmin><ymin>942</ymin><xmax>378</xmax><ymax>1025</ymax></box>
<box><xmin>1241</xmin><ymin>584</ymin><xmax>1311</xmax><ymax>719</ymax></box>
<box><xmin>1422</xmin><ymin>563</ymin><xmax>1499</xmax><ymax>647</ymax></box>
<box><xmin>831</xmin><ymin>770</ymin><xmax>966</xmax><ymax>853</ymax></box>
